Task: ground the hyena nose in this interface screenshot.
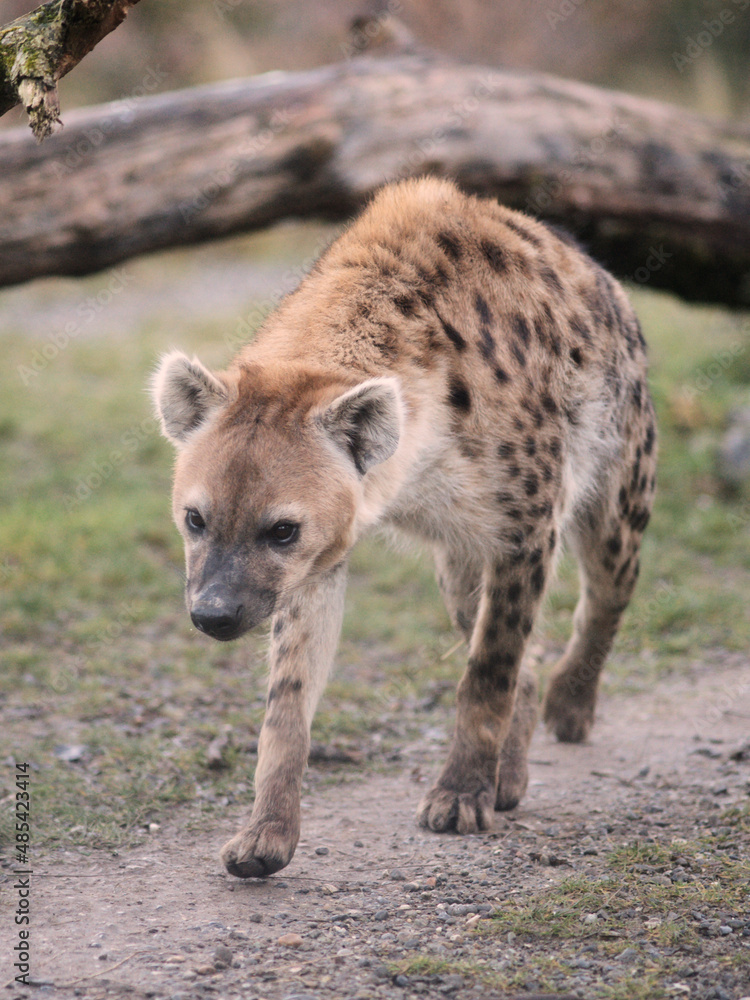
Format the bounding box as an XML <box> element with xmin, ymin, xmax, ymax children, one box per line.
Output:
<box><xmin>190</xmin><ymin>605</ymin><xmax>243</xmax><ymax>642</ymax></box>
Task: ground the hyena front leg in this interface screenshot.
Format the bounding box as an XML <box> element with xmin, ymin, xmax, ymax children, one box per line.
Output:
<box><xmin>419</xmin><ymin>540</ymin><xmax>552</xmax><ymax>833</ymax></box>
<box><xmin>221</xmin><ymin>563</ymin><xmax>347</xmax><ymax>878</ymax></box>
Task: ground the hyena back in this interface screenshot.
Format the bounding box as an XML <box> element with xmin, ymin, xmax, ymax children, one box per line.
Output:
<box><xmin>152</xmin><ymin>177</ymin><xmax>657</xmax><ymax>877</ymax></box>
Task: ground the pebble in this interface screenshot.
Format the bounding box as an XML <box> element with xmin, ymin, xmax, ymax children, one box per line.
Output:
<box><xmin>389</xmin><ymin>869</ymin><xmax>407</xmax><ymax>881</ymax></box>
<box><xmin>394</xmin><ymin>974</ymin><xmax>410</xmax><ymax>987</ymax></box>
<box><xmin>315</xmin><ymin>846</ymin><xmax>329</xmax><ymax>855</ymax></box>
<box><xmin>212</xmin><ymin>945</ymin><xmax>233</xmax><ymax>968</ymax></box>
<box><xmin>616</xmin><ymin>947</ymin><xmax>639</xmax><ymax>964</ymax></box>
<box><xmin>277</xmin><ymin>932</ymin><xmax>304</xmax><ymax>947</ymax></box>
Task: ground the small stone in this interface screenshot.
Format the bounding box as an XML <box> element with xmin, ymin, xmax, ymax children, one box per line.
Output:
<box><xmin>277</xmin><ymin>932</ymin><xmax>303</xmax><ymax>947</ymax></box>
<box><xmin>212</xmin><ymin>945</ymin><xmax>233</xmax><ymax>968</ymax></box>
<box><xmin>315</xmin><ymin>846</ymin><xmax>329</xmax><ymax>856</ymax></box>
<box><xmin>389</xmin><ymin>869</ymin><xmax>407</xmax><ymax>881</ymax></box>
<box><xmin>148</xmin><ymin>822</ymin><xmax>160</xmax><ymax>833</ymax></box>
<box><xmin>616</xmin><ymin>947</ymin><xmax>639</xmax><ymax>964</ymax></box>
<box><xmin>373</xmin><ymin>910</ymin><xmax>389</xmax><ymax>921</ymax></box>
<box><xmin>465</xmin><ymin>914</ymin><xmax>481</xmax><ymax>928</ymax></box>
<box><xmin>394</xmin><ymin>974</ymin><xmax>410</xmax><ymax>987</ymax></box>
<box><xmin>719</xmin><ymin>925</ymin><xmax>733</xmax><ymax>935</ymax></box>
<box><xmin>194</xmin><ymin>964</ymin><xmax>215</xmax><ymax>975</ymax></box>
<box><xmin>165</xmin><ymin>955</ymin><xmax>187</xmax><ymax>964</ymax></box>
<box><xmin>354</xmin><ymin>840</ymin><xmax>364</xmax><ymax>847</ymax></box>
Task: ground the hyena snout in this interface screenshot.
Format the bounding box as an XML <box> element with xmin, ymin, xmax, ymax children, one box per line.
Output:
<box><xmin>189</xmin><ymin>581</ymin><xmax>276</xmax><ymax>642</ymax></box>
<box><xmin>190</xmin><ymin>601</ymin><xmax>244</xmax><ymax>642</ymax></box>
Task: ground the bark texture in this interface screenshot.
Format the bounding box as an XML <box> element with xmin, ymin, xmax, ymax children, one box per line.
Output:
<box><xmin>0</xmin><ymin>0</ymin><xmax>141</xmax><ymax>139</ymax></box>
<box><xmin>1</xmin><ymin>53</ymin><xmax>749</xmax><ymax>305</ymax></box>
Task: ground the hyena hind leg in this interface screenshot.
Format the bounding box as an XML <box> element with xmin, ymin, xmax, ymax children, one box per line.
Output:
<box><xmin>432</xmin><ymin>545</ymin><xmax>541</xmax><ymax>819</ymax></box>
<box><xmin>543</xmin><ymin>445</ymin><xmax>657</xmax><ymax>743</ymax></box>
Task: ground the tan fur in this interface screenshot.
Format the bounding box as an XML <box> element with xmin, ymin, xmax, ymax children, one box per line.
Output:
<box><xmin>152</xmin><ymin>177</ymin><xmax>657</xmax><ymax>876</ymax></box>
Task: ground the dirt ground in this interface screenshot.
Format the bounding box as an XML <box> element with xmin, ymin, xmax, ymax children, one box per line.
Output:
<box><xmin>3</xmin><ymin>653</ymin><xmax>749</xmax><ymax>1000</ymax></box>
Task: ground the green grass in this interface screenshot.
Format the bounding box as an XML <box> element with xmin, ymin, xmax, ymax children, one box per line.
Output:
<box><xmin>0</xmin><ymin>245</ymin><xmax>749</xmax><ymax>851</ymax></box>
<box><xmin>395</xmin><ymin>808</ymin><xmax>750</xmax><ymax>998</ymax></box>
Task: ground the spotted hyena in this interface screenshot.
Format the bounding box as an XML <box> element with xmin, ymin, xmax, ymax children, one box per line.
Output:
<box><xmin>152</xmin><ymin>177</ymin><xmax>656</xmax><ymax>878</ymax></box>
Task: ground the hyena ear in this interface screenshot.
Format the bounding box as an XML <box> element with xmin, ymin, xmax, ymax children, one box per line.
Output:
<box><xmin>319</xmin><ymin>377</ymin><xmax>403</xmax><ymax>474</ymax></box>
<box><xmin>151</xmin><ymin>351</ymin><xmax>229</xmax><ymax>445</ymax></box>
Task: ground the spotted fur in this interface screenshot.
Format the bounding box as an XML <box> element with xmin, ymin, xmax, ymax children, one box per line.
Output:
<box><xmin>152</xmin><ymin>177</ymin><xmax>657</xmax><ymax>878</ymax></box>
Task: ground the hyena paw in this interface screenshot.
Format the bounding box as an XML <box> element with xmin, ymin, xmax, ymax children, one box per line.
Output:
<box><xmin>417</xmin><ymin>783</ymin><xmax>495</xmax><ymax>834</ymax></box>
<box><xmin>220</xmin><ymin>818</ymin><xmax>299</xmax><ymax>878</ymax></box>
<box><xmin>542</xmin><ymin>678</ymin><xmax>594</xmax><ymax>743</ymax></box>
<box><xmin>495</xmin><ymin>757</ymin><xmax>529</xmax><ymax>812</ymax></box>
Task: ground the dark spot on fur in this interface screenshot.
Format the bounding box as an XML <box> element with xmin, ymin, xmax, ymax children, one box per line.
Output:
<box><xmin>525</xmin><ymin>437</ymin><xmax>537</xmax><ymax>457</ymax></box>
<box><xmin>504</xmin><ymin>218</ymin><xmax>543</xmax><ymax>248</ymax></box>
<box><xmin>267</xmin><ymin>677</ymin><xmax>303</xmax><ymax>703</ymax></box>
<box><xmin>508</xmin><ymin>464</ymin><xmax>521</xmax><ymax>478</ymax></box>
<box><xmin>541</xmin><ymin>393</ymin><xmax>558</xmax><ymax>415</ymax></box>
<box><xmin>632</xmin><ymin>380</ymin><xmax>643</xmax><ymax>410</ymax></box>
<box><xmin>494</xmin><ymin>365</ymin><xmax>509</xmax><ymax>384</ymax></box>
<box><xmin>506</xmin><ymin>610</ymin><xmax>521</xmax><ymax>630</ymax></box>
<box><xmin>475</xmin><ymin>291</ymin><xmax>492</xmax><ymax>326</ymax></box>
<box><xmin>521</xmin><ymin>617</ymin><xmax>534</xmax><ymax>637</ymax></box>
<box><xmin>629</xmin><ymin>507</ymin><xmax>651</xmax><ymax>532</ymax></box>
<box><xmin>447</xmin><ymin>376</ymin><xmax>471</xmax><ymax>412</ymax></box>
<box><xmin>394</xmin><ymin>293</ymin><xmax>417</xmax><ymax>316</ymax></box>
<box><xmin>435</xmin><ymin>310</ymin><xmax>467</xmax><ymax>351</ymax></box>
<box><xmin>540</xmin><ymin>266</ymin><xmax>564</xmax><ymax>295</ymax></box>
<box><xmin>273</xmin><ymin>618</ymin><xmax>284</xmax><ymax>637</ymax></box>
<box><xmin>480</xmin><ymin>240</ymin><xmax>508</xmax><ymax>274</ymax></box>
<box><xmin>614</xmin><ymin>556</ymin><xmax>632</xmax><ymax>587</ymax></box>
<box><xmin>524</xmin><ymin>474</ymin><xmax>539</xmax><ymax>497</ymax></box>
<box><xmin>570</xmin><ymin>314</ymin><xmax>592</xmax><ymax>343</ymax></box>
<box><xmin>548</xmin><ymin>438</ymin><xmax>561</xmax><ymax>458</ymax></box>
<box><xmin>507</xmin><ymin>581</ymin><xmax>523</xmax><ymax>603</ymax></box>
<box><xmin>570</xmin><ymin>347</ymin><xmax>583</xmax><ymax>366</ymax></box>
<box><xmin>507</xmin><ymin>507</ymin><xmax>524</xmax><ymax>521</ymax></box>
<box><xmin>548</xmin><ymin>529</ymin><xmax>557</xmax><ymax>550</ymax></box>
<box><xmin>436</xmin><ymin>231</ymin><xmax>463</xmax><ymax>261</ymax></box>
<box><xmin>541</xmin><ymin>462</ymin><xmax>553</xmax><ymax>483</ymax></box>
<box><xmin>498</xmin><ymin>442</ymin><xmax>515</xmax><ymax>459</ymax></box>
<box><xmin>644</xmin><ymin>423</ymin><xmax>656</xmax><ymax>455</ymax></box>
<box><xmin>606</xmin><ymin>533</ymin><xmax>622</xmax><ymax>557</ymax></box>
<box><xmin>529</xmin><ymin>547</ymin><xmax>543</xmax><ymax>565</ymax></box>
<box><xmin>512</xmin><ymin>342</ymin><xmax>526</xmax><ymax>367</ymax></box>
<box><xmin>514</xmin><ymin>315</ymin><xmax>531</xmax><ymax>346</ymax></box>
<box><xmin>496</xmin><ymin>490</ymin><xmax>516</xmax><ymax>505</ymax></box>
<box><xmin>531</xmin><ymin>564</ymin><xmax>546</xmax><ymax>596</ymax></box>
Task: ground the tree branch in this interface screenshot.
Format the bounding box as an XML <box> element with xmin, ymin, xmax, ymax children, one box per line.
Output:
<box><xmin>0</xmin><ymin>0</ymin><xmax>142</xmax><ymax>140</ymax></box>
<box><xmin>0</xmin><ymin>53</ymin><xmax>749</xmax><ymax>306</ymax></box>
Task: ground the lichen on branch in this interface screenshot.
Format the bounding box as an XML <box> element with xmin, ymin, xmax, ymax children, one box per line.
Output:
<box><xmin>0</xmin><ymin>0</ymin><xmax>141</xmax><ymax>141</ymax></box>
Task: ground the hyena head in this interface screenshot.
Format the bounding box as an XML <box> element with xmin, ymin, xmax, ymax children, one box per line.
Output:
<box><xmin>152</xmin><ymin>351</ymin><xmax>402</xmax><ymax>641</ymax></box>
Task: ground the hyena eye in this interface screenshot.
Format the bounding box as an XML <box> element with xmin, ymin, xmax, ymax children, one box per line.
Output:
<box><xmin>269</xmin><ymin>522</ymin><xmax>299</xmax><ymax>546</ymax></box>
<box><xmin>185</xmin><ymin>508</ymin><xmax>206</xmax><ymax>533</ymax></box>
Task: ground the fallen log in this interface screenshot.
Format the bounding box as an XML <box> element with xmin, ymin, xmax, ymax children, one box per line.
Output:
<box><xmin>1</xmin><ymin>53</ymin><xmax>749</xmax><ymax>306</ymax></box>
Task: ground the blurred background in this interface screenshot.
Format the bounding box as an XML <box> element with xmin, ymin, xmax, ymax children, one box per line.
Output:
<box><xmin>3</xmin><ymin>0</ymin><xmax>750</xmax><ymax>129</ymax></box>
